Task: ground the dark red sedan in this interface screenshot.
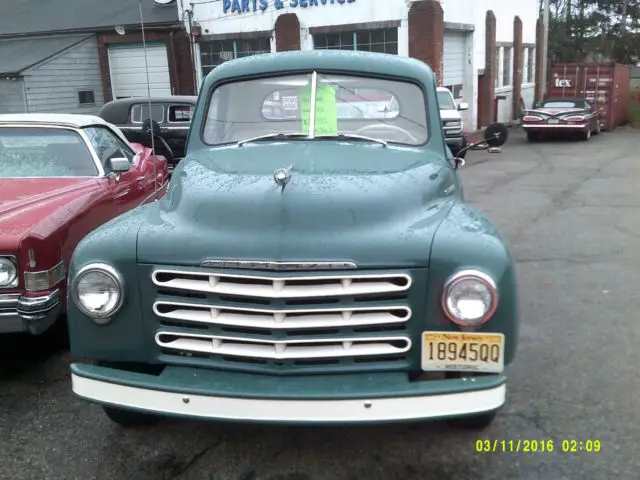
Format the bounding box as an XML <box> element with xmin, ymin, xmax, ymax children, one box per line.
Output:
<box><xmin>521</xmin><ymin>97</ymin><xmax>601</xmax><ymax>142</ymax></box>
<box><xmin>0</xmin><ymin>113</ymin><xmax>168</xmax><ymax>337</ymax></box>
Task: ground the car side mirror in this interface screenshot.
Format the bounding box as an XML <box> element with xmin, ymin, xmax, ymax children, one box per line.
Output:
<box><xmin>141</xmin><ymin>117</ymin><xmax>175</xmax><ymax>160</ymax></box>
<box><xmin>142</xmin><ymin>118</ymin><xmax>161</xmax><ymax>139</ymax></box>
<box><xmin>483</xmin><ymin>122</ymin><xmax>509</xmax><ymax>147</ymax></box>
<box><xmin>458</xmin><ymin>102</ymin><xmax>469</xmax><ymax>111</ymax></box>
<box><xmin>109</xmin><ymin>157</ymin><xmax>131</xmax><ymax>173</ymax></box>
<box><xmin>451</xmin><ymin>122</ymin><xmax>509</xmax><ymax>167</ymax></box>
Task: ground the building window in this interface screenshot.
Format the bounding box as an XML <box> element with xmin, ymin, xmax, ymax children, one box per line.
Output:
<box><xmin>314</xmin><ymin>28</ymin><xmax>398</xmax><ymax>55</ymax></box>
<box><xmin>199</xmin><ymin>37</ymin><xmax>271</xmax><ymax>76</ymax></box>
<box><xmin>502</xmin><ymin>46</ymin><xmax>512</xmax><ymax>87</ymax></box>
<box><xmin>445</xmin><ymin>84</ymin><xmax>463</xmax><ymax>100</ymax></box>
<box><xmin>78</xmin><ymin>90</ymin><xmax>95</xmax><ymax>105</ymax></box>
<box><xmin>527</xmin><ymin>47</ymin><xmax>535</xmax><ymax>83</ymax></box>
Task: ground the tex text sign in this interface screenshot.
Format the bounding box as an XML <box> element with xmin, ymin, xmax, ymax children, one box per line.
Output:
<box><xmin>224</xmin><ymin>0</ymin><xmax>356</xmax><ymax>14</ymax></box>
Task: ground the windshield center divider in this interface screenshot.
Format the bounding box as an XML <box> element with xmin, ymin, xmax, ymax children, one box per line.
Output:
<box><xmin>308</xmin><ymin>71</ymin><xmax>318</xmax><ymax>139</ymax></box>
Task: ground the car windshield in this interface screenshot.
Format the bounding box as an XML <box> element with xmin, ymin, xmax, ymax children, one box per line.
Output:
<box><xmin>0</xmin><ymin>127</ymin><xmax>98</xmax><ymax>178</ymax></box>
<box><xmin>437</xmin><ymin>90</ymin><xmax>457</xmax><ymax>110</ymax></box>
<box><xmin>203</xmin><ymin>72</ymin><xmax>428</xmax><ymax>146</ymax></box>
<box><xmin>541</xmin><ymin>100</ymin><xmax>585</xmax><ymax>108</ymax></box>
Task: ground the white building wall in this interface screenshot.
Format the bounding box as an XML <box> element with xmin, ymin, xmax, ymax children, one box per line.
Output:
<box><xmin>22</xmin><ymin>36</ymin><xmax>105</xmax><ymax>114</ymax></box>
<box><xmin>185</xmin><ymin>0</ymin><xmax>539</xmax><ymax>128</ymax></box>
<box><xmin>442</xmin><ymin>0</ymin><xmax>538</xmax><ymax>123</ymax></box>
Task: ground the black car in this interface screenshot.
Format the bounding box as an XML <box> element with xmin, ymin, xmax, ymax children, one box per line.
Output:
<box><xmin>98</xmin><ymin>96</ymin><xmax>197</xmax><ymax>171</ymax></box>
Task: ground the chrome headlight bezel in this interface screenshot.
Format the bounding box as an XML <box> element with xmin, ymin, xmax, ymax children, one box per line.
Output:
<box><xmin>0</xmin><ymin>256</ymin><xmax>19</xmax><ymax>288</ymax></box>
<box><xmin>441</xmin><ymin>269</ymin><xmax>499</xmax><ymax>327</ymax></box>
<box><xmin>71</xmin><ymin>263</ymin><xmax>125</xmax><ymax>322</ymax></box>
<box><xmin>24</xmin><ymin>261</ymin><xmax>66</xmax><ymax>291</ymax></box>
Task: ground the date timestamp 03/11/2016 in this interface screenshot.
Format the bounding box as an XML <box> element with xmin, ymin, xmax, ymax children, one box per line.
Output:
<box><xmin>475</xmin><ymin>439</ymin><xmax>602</xmax><ymax>454</ymax></box>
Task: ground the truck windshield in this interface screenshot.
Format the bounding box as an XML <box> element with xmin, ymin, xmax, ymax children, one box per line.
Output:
<box><xmin>437</xmin><ymin>90</ymin><xmax>457</xmax><ymax>110</ymax></box>
<box><xmin>202</xmin><ymin>72</ymin><xmax>429</xmax><ymax>146</ymax></box>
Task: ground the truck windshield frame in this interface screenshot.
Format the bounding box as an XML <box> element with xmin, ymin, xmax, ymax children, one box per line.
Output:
<box><xmin>201</xmin><ymin>70</ymin><xmax>430</xmax><ymax>147</ymax></box>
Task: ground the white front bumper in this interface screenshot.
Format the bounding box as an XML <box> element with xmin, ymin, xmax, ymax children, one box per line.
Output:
<box><xmin>71</xmin><ymin>373</ymin><xmax>506</xmax><ymax>423</ymax></box>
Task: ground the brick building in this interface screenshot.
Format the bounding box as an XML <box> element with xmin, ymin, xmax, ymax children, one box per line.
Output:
<box><xmin>0</xmin><ymin>0</ymin><xmax>195</xmax><ymax>114</ymax></box>
<box><xmin>181</xmin><ymin>0</ymin><xmax>542</xmax><ymax>131</ymax></box>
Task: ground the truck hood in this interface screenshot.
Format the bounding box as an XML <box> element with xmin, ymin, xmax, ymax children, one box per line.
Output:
<box><xmin>439</xmin><ymin>109</ymin><xmax>461</xmax><ymax>121</ymax></box>
<box><xmin>0</xmin><ymin>177</ymin><xmax>99</xmax><ymax>250</ymax></box>
<box><xmin>137</xmin><ymin>142</ymin><xmax>458</xmax><ymax>268</ymax></box>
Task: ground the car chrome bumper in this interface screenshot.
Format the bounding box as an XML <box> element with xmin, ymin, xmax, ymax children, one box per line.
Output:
<box><xmin>522</xmin><ymin>124</ymin><xmax>586</xmax><ymax>129</ymax></box>
<box><xmin>0</xmin><ymin>290</ymin><xmax>62</xmax><ymax>334</ymax></box>
<box><xmin>71</xmin><ymin>364</ymin><xmax>507</xmax><ymax>424</ymax></box>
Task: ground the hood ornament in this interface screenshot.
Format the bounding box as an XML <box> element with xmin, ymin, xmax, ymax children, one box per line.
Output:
<box><xmin>273</xmin><ymin>165</ymin><xmax>293</xmax><ymax>193</ymax></box>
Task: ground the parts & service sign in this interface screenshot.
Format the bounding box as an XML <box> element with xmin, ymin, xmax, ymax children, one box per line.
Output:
<box><xmin>224</xmin><ymin>0</ymin><xmax>356</xmax><ymax>14</ymax></box>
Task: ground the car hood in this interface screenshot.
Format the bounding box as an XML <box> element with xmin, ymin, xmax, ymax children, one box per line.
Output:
<box><xmin>439</xmin><ymin>109</ymin><xmax>461</xmax><ymax>121</ymax></box>
<box><xmin>136</xmin><ymin>142</ymin><xmax>459</xmax><ymax>268</ymax></box>
<box><xmin>0</xmin><ymin>177</ymin><xmax>99</xmax><ymax>250</ymax></box>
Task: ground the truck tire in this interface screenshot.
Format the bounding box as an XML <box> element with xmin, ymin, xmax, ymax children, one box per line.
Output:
<box><xmin>447</xmin><ymin>410</ymin><xmax>498</xmax><ymax>430</ymax></box>
<box><xmin>103</xmin><ymin>406</ymin><xmax>160</xmax><ymax>427</ymax></box>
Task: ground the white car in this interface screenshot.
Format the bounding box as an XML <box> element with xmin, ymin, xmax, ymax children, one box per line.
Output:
<box><xmin>437</xmin><ymin>87</ymin><xmax>469</xmax><ymax>157</ymax></box>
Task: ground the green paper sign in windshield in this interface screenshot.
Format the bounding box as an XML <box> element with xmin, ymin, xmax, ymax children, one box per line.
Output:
<box><xmin>300</xmin><ymin>83</ymin><xmax>338</xmax><ymax>135</ymax></box>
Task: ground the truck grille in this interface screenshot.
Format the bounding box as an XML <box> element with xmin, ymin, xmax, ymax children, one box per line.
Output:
<box><xmin>149</xmin><ymin>268</ymin><xmax>415</xmax><ymax>374</ymax></box>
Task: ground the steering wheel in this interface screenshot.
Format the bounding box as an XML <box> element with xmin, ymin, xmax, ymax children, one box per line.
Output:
<box><xmin>353</xmin><ymin>124</ymin><xmax>418</xmax><ymax>144</ymax></box>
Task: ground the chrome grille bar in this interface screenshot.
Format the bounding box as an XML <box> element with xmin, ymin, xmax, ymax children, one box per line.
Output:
<box><xmin>155</xmin><ymin>332</ymin><xmax>412</xmax><ymax>360</ymax></box>
<box><xmin>151</xmin><ymin>270</ymin><xmax>412</xmax><ymax>299</ymax></box>
<box><xmin>153</xmin><ymin>302</ymin><xmax>411</xmax><ymax>329</ymax></box>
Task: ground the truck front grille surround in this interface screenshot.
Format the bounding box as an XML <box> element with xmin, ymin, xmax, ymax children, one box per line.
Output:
<box><xmin>150</xmin><ymin>268</ymin><xmax>415</xmax><ymax>373</ymax></box>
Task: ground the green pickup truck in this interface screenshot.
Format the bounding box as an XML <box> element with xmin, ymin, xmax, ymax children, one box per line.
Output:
<box><xmin>66</xmin><ymin>49</ymin><xmax>518</xmax><ymax>430</ymax></box>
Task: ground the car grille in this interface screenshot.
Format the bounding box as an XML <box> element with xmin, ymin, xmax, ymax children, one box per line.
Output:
<box><xmin>148</xmin><ymin>268</ymin><xmax>417</xmax><ymax>374</ymax></box>
<box><xmin>442</xmin><ymin>120</ymin><xmax>462</xmax><ymax>136</ymax></box>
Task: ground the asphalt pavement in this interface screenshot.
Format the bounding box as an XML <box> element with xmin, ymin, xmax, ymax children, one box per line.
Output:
<box><xmin>2</xmin><ymin>127</ymin><xmax>640</xmax><ymax>480</ymax></box>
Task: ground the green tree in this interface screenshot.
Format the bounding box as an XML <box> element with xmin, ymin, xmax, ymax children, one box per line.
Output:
<box><xmin>544</xmin><ymin>0</ymin><xmax>640</xmax><ymax>63</ymax></box>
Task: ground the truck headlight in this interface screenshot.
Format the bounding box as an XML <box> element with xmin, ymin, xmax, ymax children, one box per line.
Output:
<box><xmin>0</xmin><ymin>257</ymin><xmax>18</xmax><ymax>287</ymax></box>
<box><xmin>71</xmin><ymin>263</ymin><xmax>124</xmax><ymax>322</ymax></box>
<box><xmin>442</xmin><ymin>270</ymin><xmax>498</xmax><ymax>326</ymax></box>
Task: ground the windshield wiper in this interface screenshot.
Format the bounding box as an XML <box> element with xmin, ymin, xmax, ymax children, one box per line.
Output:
<box><xmin>237</xmin><ymin>132</ymin><xmax>309</xmax><ymax>146</ymax></box>
<box><xmin>314</xmin><ymin>133</ymin><xmax>387</xmax><ymax>147</ymax></box>
<box><xmin>237</xmin><ymin>132</ymin><xmax>388</xmax><ymax>148</ymax></box>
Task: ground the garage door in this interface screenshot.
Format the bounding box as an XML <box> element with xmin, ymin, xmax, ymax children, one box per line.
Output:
<box><xmin>0</xmin><ymin>78</ymin><xmax>26</xmax><ymax>113</ymax></box>
<box><xmin>108</xmin><ymin>44</ymin><xmax>172</xmax><ymax>99</ymax></box>
<box><xmin>443</xmin><ymin>31</ymin><xmax>467</xmax><ymax>99</ymax></box>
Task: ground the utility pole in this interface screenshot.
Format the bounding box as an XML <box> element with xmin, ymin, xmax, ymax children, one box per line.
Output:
<box><xmin>622</xmin><ymin>0</ymin><xmax>629</xmax><ymax>63</ymax></box>
<box><xmin>541</xmin><ymin>0</ymin><xmax>550</xmax><ymax>96</ymax></box>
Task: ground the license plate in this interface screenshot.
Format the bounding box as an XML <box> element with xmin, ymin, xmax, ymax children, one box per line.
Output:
<box><xmin>421</xmin><ymin>332</ymin><xmax>505</xmax><ymax>373</ymax></box>
<box><xmin>547</xmin><ymin>119</ymin><xmax>560</xmax><ymax>124</ymax></box>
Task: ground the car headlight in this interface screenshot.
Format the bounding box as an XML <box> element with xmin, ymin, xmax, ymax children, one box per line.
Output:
<box><xmin>0</xmin><ymin>257</ymin><xmax>18</xmax><ymax>287</ymax></box>
<box><xmin>71</xmin><ymin>263</ymin><xmax>124</xmax><ymax>322</ymax></box>
<box><xmin>442</xmin><ymin>270</ymin><xmax>498</xmax><ymax>326</ymax></box>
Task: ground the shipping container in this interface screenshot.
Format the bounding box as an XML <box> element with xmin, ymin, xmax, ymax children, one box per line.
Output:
<box><xmin>547</xmin><ymin>62</ymin><xmax>631</xmax><ymax>131</ymax></box>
